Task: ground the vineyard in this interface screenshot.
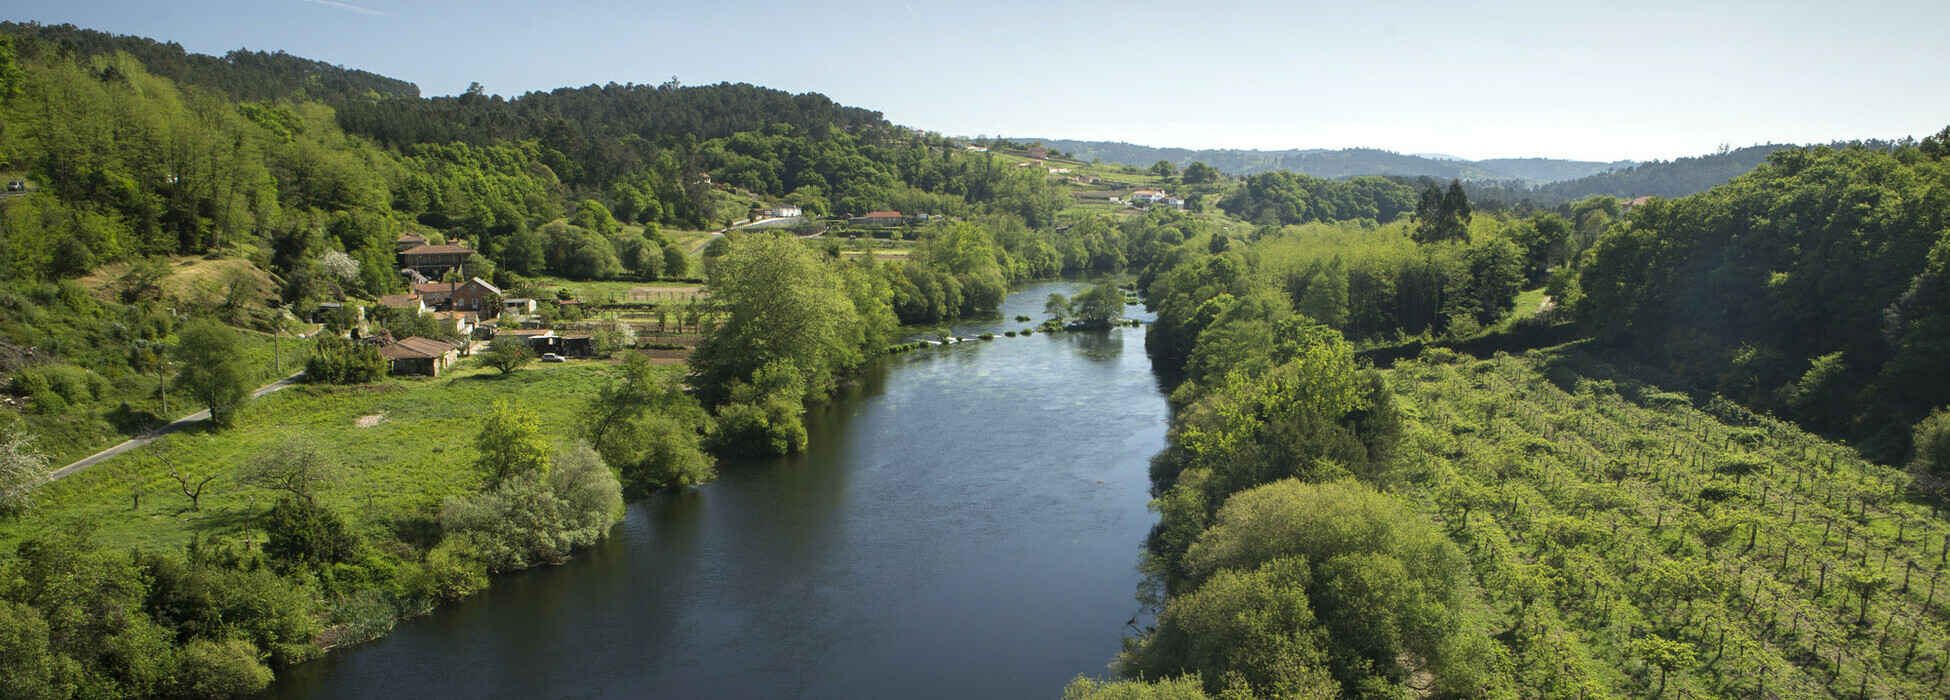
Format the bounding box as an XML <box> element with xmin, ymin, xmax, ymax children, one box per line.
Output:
<box><xmin>1389</xmin><ymin>349</ymin><xmax>1950</xmax><ymax>700</ymax></box>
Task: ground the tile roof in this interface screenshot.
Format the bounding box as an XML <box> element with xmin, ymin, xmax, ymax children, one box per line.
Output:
<box><xmin>379</xmin><ymin>336</ymin><xmax>458</xmax><ymax>360</ymax></box>
<box><xmin>402</xmin><ymin>244</ymin><xmax>474</xmax><ymax>256</ymax></box>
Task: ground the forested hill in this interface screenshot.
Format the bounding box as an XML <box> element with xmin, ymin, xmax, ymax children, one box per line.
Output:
<box><xmin>332</xmin><ymin>82</ymin><xmax>887</xmax><ymax>186</ymax></box>
<box><xmin>1025</xmin><ymin>138</ymin><xmax>1636</xmax><ymax>182</ymax></box>
<box><xmin>1530</xmin><ymin>143</ymin><xmax>1788</xmax><ymax>200</ymax></box>
<box><xmin>0</xmin><ymin>22</ymin><xmax>418</xmax><ymax>102</ymax></box>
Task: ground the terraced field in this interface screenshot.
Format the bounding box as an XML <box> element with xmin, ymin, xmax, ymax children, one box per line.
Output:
<box><xmin>1390</xmin><ymin>349</ymin><xmax>1950</xmax><ymax>699</ymax></box>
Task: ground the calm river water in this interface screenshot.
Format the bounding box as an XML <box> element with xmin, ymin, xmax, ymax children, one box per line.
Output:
<box><xmin>261</xmin><ymin>281</ymin><xmax>1170</xmax><ymax>700</ymax></box>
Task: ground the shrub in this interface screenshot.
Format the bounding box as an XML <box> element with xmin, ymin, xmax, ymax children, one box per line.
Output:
<box><xmin>305</xmin><ymin>335</ymin><xmax>386</xmax><ymax>384</ymax></box>
<box><xmin>11</xmin><ymin>363</ymin><xmax>111</xmax><ymax>414</ymax></box>
<box><xmin>438</xmin><ymin>441</ymin><xmax>623</xmax><ymax>572</ymax></box>
<box><xmin>979</xmin><ymin>333</ymin><xmax>994</xmax><ymax>340</ymax></box>
<box><xmin>708</xmin><ymin>393</ymin><xmax>808</xmax><ymax>456</ymax></box>
<box><xmin>262</xmin><ymin>497</ymin><xmax>360</xmax><ymax>571</ymax></box>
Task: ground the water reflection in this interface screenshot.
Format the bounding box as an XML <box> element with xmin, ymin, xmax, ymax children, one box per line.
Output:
<box><xmin>262</xmin><ymin>281</ymin><xmax>1167</xmax><ymax>700</ymax></box>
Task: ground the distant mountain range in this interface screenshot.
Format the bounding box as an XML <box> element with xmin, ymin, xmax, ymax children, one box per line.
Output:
<box><xmin>1021</xmin><ymin>139</ymin><xmax>1640</xmax><ymax>183</ymax></box>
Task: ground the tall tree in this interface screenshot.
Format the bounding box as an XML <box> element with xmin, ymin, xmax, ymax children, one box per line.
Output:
<box><xmin>171</xmin><ymin>320</ymin><xmax>252</xmax><ymax>427</ymax></box>
<box><xmin>690</xmin><ymin>233</ymin><xmax>866</xmax><ymax>405</ymax></box>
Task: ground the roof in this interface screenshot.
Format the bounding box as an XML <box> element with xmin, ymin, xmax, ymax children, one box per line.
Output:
<box><xmin>412</xmin><ymin>282</ymin><xmax>456</xmax><ymax>296</ymax></box>
<box><xmin>401</xmin><ymin>244</ymin><xmax>474</xmax><ymax>256</ymax></box>
<box><xmin>396</xmin><ymin>233</ymin><xmax>427</xmax><ymax>242</ymax></box>
<box><xmin>379</xmin><ymin>336</ymin><xmax>458</xmax><ymax>360</ymax></box>
<box><xmin>860</xmin><ymin>211</ymin><xmax>904</xmax><ymax>218</ymax></box>
<box><xmin>378</xmin><ymin>294</ymin><xmax>422</xmax><ymax>309</ymax></box>
<box><xmin>459</xmin><ymin>277</ymin><xmax>501</xmax><ymax>295</ymax></box>
<box><xmin>431</xmin><ymin>310</ymin><xmax>477</xmax><ymax>322</ymax></box>
<box><xmin>1133</xmin><ymin>189</ymin><xmax>1165</xmax><ymax>196</ymax></box>
<box><xmin>1624</xmin><ymin>195</ymin><xmax>1654</xmax><ymax>207</ymax></box>
<box><xmin>497</xmin><ymin>329</ymin><xmax>555</xmax><ymax>338</ymax></box>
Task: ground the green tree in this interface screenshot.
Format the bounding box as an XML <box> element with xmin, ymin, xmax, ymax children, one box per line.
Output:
<box><xmin>480</xmin><ymin>335</ymin><xmax>535</xmax><ymax>374</ymax></box>
<box><xmin>1118</xmin><ymin>558</ymin><xmax>1338</xmax><ymax>699</ymax></box>
<box><xmin>1843</xmin><ymin>565</ymin><xmax>1890</xmax><ymax>625</ymax></box>
<box><xmin>174</xmin><ymin>638</ymin><xmax>274</xmax><ymax>699</ymax></box>
<box><xmin>1629</xmin><ymin>635</ymin><xmax>1696</xmax><ymax>697</ymax></box>
<box><xmin>475</xmin><ymin>399</ymin><xmax>551</xmax><ymax>484</ymax></box>
<box><xmin>691</xmin><ymin>233</ymin><xmax>866</xmax><ymax>406</ymax></box>
<box><xmin>1912</xmin><ymin>408</ymin><xmax>1950</xmax><ymax>477</ymax></box>
<box><xmin>172</xmin><ymin>319</ymin><xmax>252</xmax><ymax>428</ymax></box>
<box><xmin>662</xmin><ymin>242</ymin><xmax>690</xmax><ymax>279</ymax></box>
<box><xmin>262</xmin><ymin>496</ymin><xmax>358</xmax><ymax>570</ymax></box>
<box><xmin>1044</xmin><ymin>292</ymin><xmax>1071</xmax><ymax>323</ymax></box>
<box><xmin>0</xmin><ymin>600</ymin><xmax>72</xmax><ymax>700</ymax></box>
<box><xmin>1071</xmin><ymin>283</ymin><xmax>1126</xmax><ymax>329</ymax></box>
<box><xmin>1151</xmin><ymin>160</ymin><xmax>1178</xmax><ymax>178</ymax></box>
<box><xmin>1182</xmin><ymin>161</ymin><xmax>1220</xmax><ymax>185</ymax></box>
<box><xmin>1412</xmin><ymin>180</ymin><xmax>1472</xmax><ymax>244</ymax></box>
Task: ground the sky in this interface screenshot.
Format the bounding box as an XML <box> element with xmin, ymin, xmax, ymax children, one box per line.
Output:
<box><xmin>9</xmin><ymin>0</ymin><xmax>1949</xmax><ymax>162</ymax></box>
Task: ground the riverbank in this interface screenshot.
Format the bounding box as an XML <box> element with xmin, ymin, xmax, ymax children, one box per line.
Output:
<box><xmin>260</xmin><ymin>280</ymin><xmax>1169</xmax><ymax>700</ymax></box>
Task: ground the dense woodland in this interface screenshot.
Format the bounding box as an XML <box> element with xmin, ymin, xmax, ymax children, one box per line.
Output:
<box><xmin>2</xmin><ymin>20</ymin><xmax>1949</xmax><ymax>700</ymax></box>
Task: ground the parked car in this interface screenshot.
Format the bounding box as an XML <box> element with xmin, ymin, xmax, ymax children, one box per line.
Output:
<box><xmin>5</xmin><ymin>181</ymin><xmax>22</xmax><ymax>192</ymax></box>
<box><xmin>539</xmin><ymin>353</ymin><xmax>565</xmax><ymax>363</ymax></box>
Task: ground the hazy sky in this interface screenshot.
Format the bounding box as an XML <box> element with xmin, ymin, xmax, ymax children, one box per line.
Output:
<box><xmin>10</xmin><ymin>0</ymin><xmax>1949</xmax><ymax>161</ymax></box>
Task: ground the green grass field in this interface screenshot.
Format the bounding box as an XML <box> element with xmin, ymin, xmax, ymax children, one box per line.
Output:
<box><xmin>14</xmin><ymin>360</ymin><xmax>642</xmax><ymax>555</ymax></box>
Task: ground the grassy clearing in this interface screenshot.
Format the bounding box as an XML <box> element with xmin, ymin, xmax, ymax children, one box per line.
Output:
<box><xmin>1389</xmin><ymin>348</ymin><xmax>1950</xmax><ymax>699</ymax></box>
<box><xmin>13</xmin><ymin>359</ymin><xmax>641</xmax><ymax>555</ymax></box>
<box><xmin>521</xmin><ymin>276</ymin><xmax>709</xmax><ymax>306</ymax></box>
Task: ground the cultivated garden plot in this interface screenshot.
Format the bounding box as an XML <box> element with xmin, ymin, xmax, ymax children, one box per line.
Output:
<box><xmin>1390</xmin><ymin>350</ymin><xmax>1950</xmax><ymax>700</ymax></box>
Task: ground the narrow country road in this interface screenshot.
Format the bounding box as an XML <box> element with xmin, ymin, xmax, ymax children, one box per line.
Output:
<box><xmin>48</xmin><ymin>371</ymin><xmax>308</xmax><ymax>481</ymax></box>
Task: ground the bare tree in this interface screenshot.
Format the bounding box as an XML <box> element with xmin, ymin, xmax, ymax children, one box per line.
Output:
<box><xmin>239</xmin><ymin>433</ymin><xmax>342</xmax><ymax>504</ymax></box>
<box><xmin>153</xmin><ymin>438</ymin><xmax>216</xmax><ymax>512</ymax></box>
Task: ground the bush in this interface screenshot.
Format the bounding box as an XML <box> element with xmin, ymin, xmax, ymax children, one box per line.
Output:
<box><xmin>174</xmin><ymin>638</ymin><xmax>274</xmax><ymax>699</ymax></box>
<box><xmin>979</xmin><ymin>333</ymin><xmax>994</xmax><ymax>340</ymax></box>
<box><xmin>708</xmin><ymin>394</ymin><xmax>808</xmax><ymax>456</ymax></box>
<box><xmin>11</xmin><ymin>363</ymin><xmax>111</xmax><ymax>414</ymax></box>
<box><xmin>262</xmin><ymin>497</ymin><xmax>360</xmax><ymax>572</ymax></box>
<box><xmin>422</xmin><ymin>539</ymin><xmax>488</xmax><ymax>601</ymax></box>
<box><xmin>305</xmin><ymin>335</ymin><xmax>386</xmax><ymax>384</ymax></box>
<box><xmin>438</xmin><ymin>441</ymin><xmax>623</xmax><ymax>572</ymax></box>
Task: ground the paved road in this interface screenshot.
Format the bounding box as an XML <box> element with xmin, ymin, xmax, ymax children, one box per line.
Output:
<box><xmin>48</xmin><ymin>371</ymin><xmax>307</xmax><ymax>481</ymax></box>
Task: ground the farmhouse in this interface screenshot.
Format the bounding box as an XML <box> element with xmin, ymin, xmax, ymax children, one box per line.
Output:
<box><xmin>374</xmin><ymin>336</ymin><xmax>460</xmax><ymax>376</ymax></box>
<box><xmin>377</xmin><ymin>294</ymin><xmax>425</xmax><ymax>314</ymax></box>
<box><xmin>412</xmin><ymin>282</ymin><xmax>455</xmax><ymax>309</ymax></box>
<box><xmin>398</xmin><ymin>243</ymin><xmax>474</xmax><ymax>279</ymax></box>
<box><xmin>849</xmin><ymin>210</ymin><xmax>908</xmax><ymax>226</ymax></box>
<box><xmin>394</xmin><ymin>232</ymin><xmax>428</xmax><ymax>253</ymax></box>
<box><xmin>1132</xmin><ymin>189</ymin><xmax>1168</xmax><ymax>204</ymax></box>
<box><xmin>447</xmin><ymin>277</ymin><xmax>501</xmax><ymax>315</ymax></box>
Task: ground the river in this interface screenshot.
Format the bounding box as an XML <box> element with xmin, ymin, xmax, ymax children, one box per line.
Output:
<box><xmin>262</xmin><ymin>281</ymin><xmax>1169</xmax><ymax>699</ymax></box>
